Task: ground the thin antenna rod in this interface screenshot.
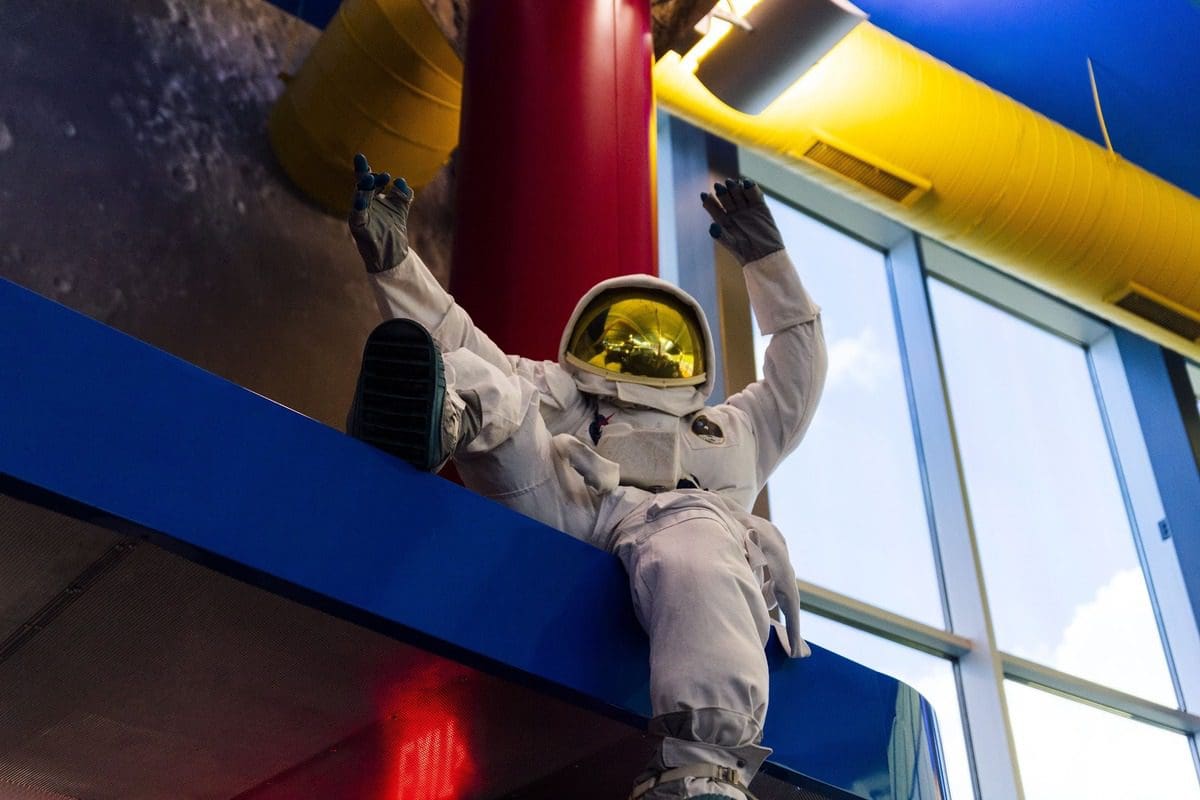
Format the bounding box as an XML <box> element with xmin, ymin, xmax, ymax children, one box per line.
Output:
<box><xmin>1087</xmin><ymin>56</ymin><xmax>1116</xmax><ymax>155</ymax></box>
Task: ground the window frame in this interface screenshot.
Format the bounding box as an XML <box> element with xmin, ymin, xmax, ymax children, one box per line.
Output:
<box><xmin>728</xmin><ymin>142</ymin><xmax>1200</xmax><ymax>798</ymax></box>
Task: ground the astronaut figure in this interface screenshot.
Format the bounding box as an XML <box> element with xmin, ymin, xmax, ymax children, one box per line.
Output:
<box><xmin>347</xmin><ymin>156</ymin><xmax>827</xmax><ymax>800</ymax></box>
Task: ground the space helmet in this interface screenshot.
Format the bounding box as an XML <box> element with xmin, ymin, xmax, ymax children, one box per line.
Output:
<box><xmin>562</xmin><ymin>280</ymin><xmax>709</xmax><ymax>388</ymax></box>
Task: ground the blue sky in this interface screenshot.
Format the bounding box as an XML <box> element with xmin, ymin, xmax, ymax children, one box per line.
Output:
<box><xmin>754</xmin><ymin>199</ymin><xmax>944</xmax><ymax>628</ymax></box>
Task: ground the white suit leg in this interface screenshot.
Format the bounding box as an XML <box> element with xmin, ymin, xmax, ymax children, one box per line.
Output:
<box><xmin>442</xmin><ymin>348</ymin><xmax>611</xmax><ymax>547</ymax></box>
<box><xmin>439</xmin><ymin>353</ymin><xmax>775</xmax><ymax>798</ymax></box>
<box><xmin>615</xmin><ymin>497</ymin><xmax>773</xmax><ymax>799</ymax></box>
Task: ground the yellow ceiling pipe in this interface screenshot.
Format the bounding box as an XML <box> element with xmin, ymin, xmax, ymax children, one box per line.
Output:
<box><xmin>655</xmin><ymin>23</ymin><xmax>1200</xmax><ymax>362</ymax></box>
<box><xmin>268</xmin><ymin>0</ymin><xmax>462</xmax><ymax>215</ymax></box>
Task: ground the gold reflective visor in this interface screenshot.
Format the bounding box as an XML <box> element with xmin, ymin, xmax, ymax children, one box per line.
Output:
<box><xmin>565</xmin><ymin>288</ymin><xmax>706</xmax><ymax>386</ymax></box>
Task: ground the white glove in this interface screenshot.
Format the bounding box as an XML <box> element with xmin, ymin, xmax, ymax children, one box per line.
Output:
<box><xmin>750</xmin><ymin>519</ymin><xmax>810</xmax><ymax>658</ymax></box>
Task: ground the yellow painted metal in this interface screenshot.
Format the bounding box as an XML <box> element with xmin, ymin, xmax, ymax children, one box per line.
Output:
<box><xmin>655</xmin><ymin>23</ymin><xmax>1200</xmax><ymax>361</ymax></box>
<box><xmin>268</xmin><ymin>0</ymin><xmax>462</xmax><ymax>215</ymax></box>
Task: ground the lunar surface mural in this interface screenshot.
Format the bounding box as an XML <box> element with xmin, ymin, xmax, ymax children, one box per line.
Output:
<box><xmin>0</xmin><ymin>0</ymin><xmax>456</xmax><ymax>427</ymax></box>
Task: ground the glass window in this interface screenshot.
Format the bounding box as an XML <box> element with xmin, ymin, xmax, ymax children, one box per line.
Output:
<box><xmin>800</xmin><ymin>613</ymin><xmax>974</xmax><ymax>800</ymax></box>
<box><xmin>928</xmin><ymin>279</ymin><xmax>1176</xmax><ymax>705</ymax></box>
<box><xmin>757</xmin><ymin>196</ymin><xmax>944</xmax><ymax>627</ymax></box>
<box><xmin>1005</xmin><ymin>680</ymin><xmax>1200</xmax><ymax>799</ymax></box>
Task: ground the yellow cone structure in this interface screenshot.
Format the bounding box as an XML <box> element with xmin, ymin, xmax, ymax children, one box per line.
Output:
<box><xmin>655</xmin><ymin>24</ymin><xmax>1200</xmax><ymax>361</ymax></box>
<box><xmin>268</xmin><ymin>0</ymin><xmax>462</xmax><ymax>215</ymax></box>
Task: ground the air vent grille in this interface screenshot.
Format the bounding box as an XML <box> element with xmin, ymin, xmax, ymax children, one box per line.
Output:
<box><xmin>802</xmin><ymin>140</ymin><xmax>920</xmax><ymax>203</ymax></box>
<box><xmin>1111</xmin><ymin>284</ymin><xmax>1200</xmax><ymax>341</ymax></box>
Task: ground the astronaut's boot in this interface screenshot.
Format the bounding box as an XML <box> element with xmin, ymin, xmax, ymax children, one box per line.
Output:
<box><xmin>628</xmin><ymin>737</ymin><xmax>767</xmax><ymax>800</ymax></box>
<box><xmin>347</xmin><ymin>318</ymin><xmax>477</xmax><ymax>471</ymax></box>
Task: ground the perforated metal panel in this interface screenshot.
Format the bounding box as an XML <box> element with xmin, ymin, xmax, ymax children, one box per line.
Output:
<box><xmin>0</xmin><ymin>495</ymin><xmax>640</xmax><ymax>800</ymax></box>
<box><xmin>802</xmin><ymin>140</ymin><xmax>921</xmax><ymax>205</ymax></box>
<box><xmin>0</xmin><ymin>496</ymin><xmax>422</xmax><ymax>798</ymax></box>
<box><xmin>1112</xmin><ymin>284</ymin><xmax>1200</xmax><ymax>342</ymax></box>
<box><xmin>0</xmin><ymin>777</ymin><xmax>76</xmax><ymax>800</ymax></box>
<box><xmin>0</xmin><ymin>497</ymin><xmax>124</xmax><ymax>640</ymax></box>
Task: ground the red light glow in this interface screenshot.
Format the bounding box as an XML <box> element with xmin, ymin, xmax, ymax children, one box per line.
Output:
<box><xmin>395</xmin><ymin>718</ymin><xmax>468</xmax><ymax>800</ymax></box>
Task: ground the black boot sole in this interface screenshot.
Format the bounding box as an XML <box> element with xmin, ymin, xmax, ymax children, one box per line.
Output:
<box><xmin>347</xmin><ymin>319</ymin><xmax>445</xmax><ymax>471</ymax></box>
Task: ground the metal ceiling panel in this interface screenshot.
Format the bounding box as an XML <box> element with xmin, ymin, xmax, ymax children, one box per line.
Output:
<box><xmin>0</xmin><ymin>497</ymin><xmax>646</xmax><ymax>800</ymax></box>
<box><xmin>0</xmin><ymin>496</ymin><xmax>124</xmax><ymax>640</ymax></box>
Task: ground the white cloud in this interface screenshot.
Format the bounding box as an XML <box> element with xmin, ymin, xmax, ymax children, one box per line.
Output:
<box><xmin>1048</xmin><ymin>568</ymin><xmax>1176</xmax><ymax>702</ymax></box>
<box><xmin>825</xmin><ymin>326</ymin><xmax>897</xmax><ymax>391</ymax></box>
<box><xmin>1006</xmin><ymin>679</ymin><xmax>1197</xmax><ymax>800</ymax></box>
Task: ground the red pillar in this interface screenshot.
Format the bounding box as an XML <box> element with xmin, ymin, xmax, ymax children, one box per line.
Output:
<box><xmin>450</xmin><ymin>0</ymin><xmax>656</xmax><ymax>362</ymax></box>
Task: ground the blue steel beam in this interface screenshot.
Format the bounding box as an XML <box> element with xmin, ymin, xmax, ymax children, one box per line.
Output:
<box><xmin>1115</xmin><ymin>330</ymin><xmax>1200</xmax><ymax>637</ymax></box>
<box><xmin>0</xmin><ymin>277</ymin><xmax>945</xmax><ymax>797</ymax></box>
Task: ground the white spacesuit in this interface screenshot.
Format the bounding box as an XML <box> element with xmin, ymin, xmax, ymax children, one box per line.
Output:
<box><xmin>347</xmin><ymin>158</ymin><xmax>828</xmax><ymax>800</ymax></box>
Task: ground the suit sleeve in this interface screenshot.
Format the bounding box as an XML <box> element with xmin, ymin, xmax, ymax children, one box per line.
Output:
<box><xmin>367</xmin><ymin>248</ymin><xmax>514</xmax><ymax>375</ymax></box>
<box><xmin>724</xmin><ymin>249</ymin><xmax>828</xmax><ymax>490</ymax></box>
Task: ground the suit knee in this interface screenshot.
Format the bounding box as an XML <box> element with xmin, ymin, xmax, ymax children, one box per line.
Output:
<box><xmin>637</xmin><ymin>514</ymin><xmax>743</xmax><ymax>591</ymax></box>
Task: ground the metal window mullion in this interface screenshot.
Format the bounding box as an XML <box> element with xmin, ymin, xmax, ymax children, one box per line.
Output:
<box><xmin>659</xmin><ymin>114</ymin><xmax>736</xmax><ymax>402</ymax></box>
<box><xmin>797</xmin><ymin>578</ymin><xmax>972</xmax><ymax>658</ymax></box>
<box><xmin>1087</xmin><ymin>332</ymin><xmax>1200</xmax><ymax>714</ymax></box>
<box><xmin>889</xmin><ymin>234</ymin><xmax>1024</xmax><ymax>799</ymax></box>
<box><xmin>917</xmin><ymin>238</ymin><xmax>1108</xmax><ymax>346</ymax></box>
<box><xmin>1002</xmin><ymin>652</ymin><xmax>1200</xmax><ymax>735</ymax></box>
<box><xmin>739</xmin><ymin>150</ymin><xmax>910</xmax><ymax>251</ymax></box>
<box><xmin>797</xmin><ymin>579</ymin><xmax>1200</xmax><ymax>735</ymax></box>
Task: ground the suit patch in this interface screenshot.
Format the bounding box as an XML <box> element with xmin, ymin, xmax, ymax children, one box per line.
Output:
<box><xmin>589</xmin><ymin>410</ymin><xmax>613</xmax><ymax>445</ymax></box>
<box><xmin>690</xmin><ymin>415</ymin><xmax>724</xmax><ymax>444</ymax></box>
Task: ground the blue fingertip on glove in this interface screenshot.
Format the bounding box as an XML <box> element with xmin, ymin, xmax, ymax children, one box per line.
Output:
<box><xmin>709</xmin><ymin>223</ymin><xmax>722</xmax><ymax>239</ymax></box>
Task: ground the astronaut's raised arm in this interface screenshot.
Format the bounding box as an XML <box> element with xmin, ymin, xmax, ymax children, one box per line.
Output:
<box><xmin>724</xmin><ymin>249</ymin><xmax>828</xmax><ymax>489</ymax></box>
<box><xmin>702</xmin><ymin>179</ymin><xmax>828</xmax><ymax>490</ymax></box>
<box><xmin>348</xmin><ymin>154</ymin><xmax>513</xmax><ymax>375</ymax></box>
